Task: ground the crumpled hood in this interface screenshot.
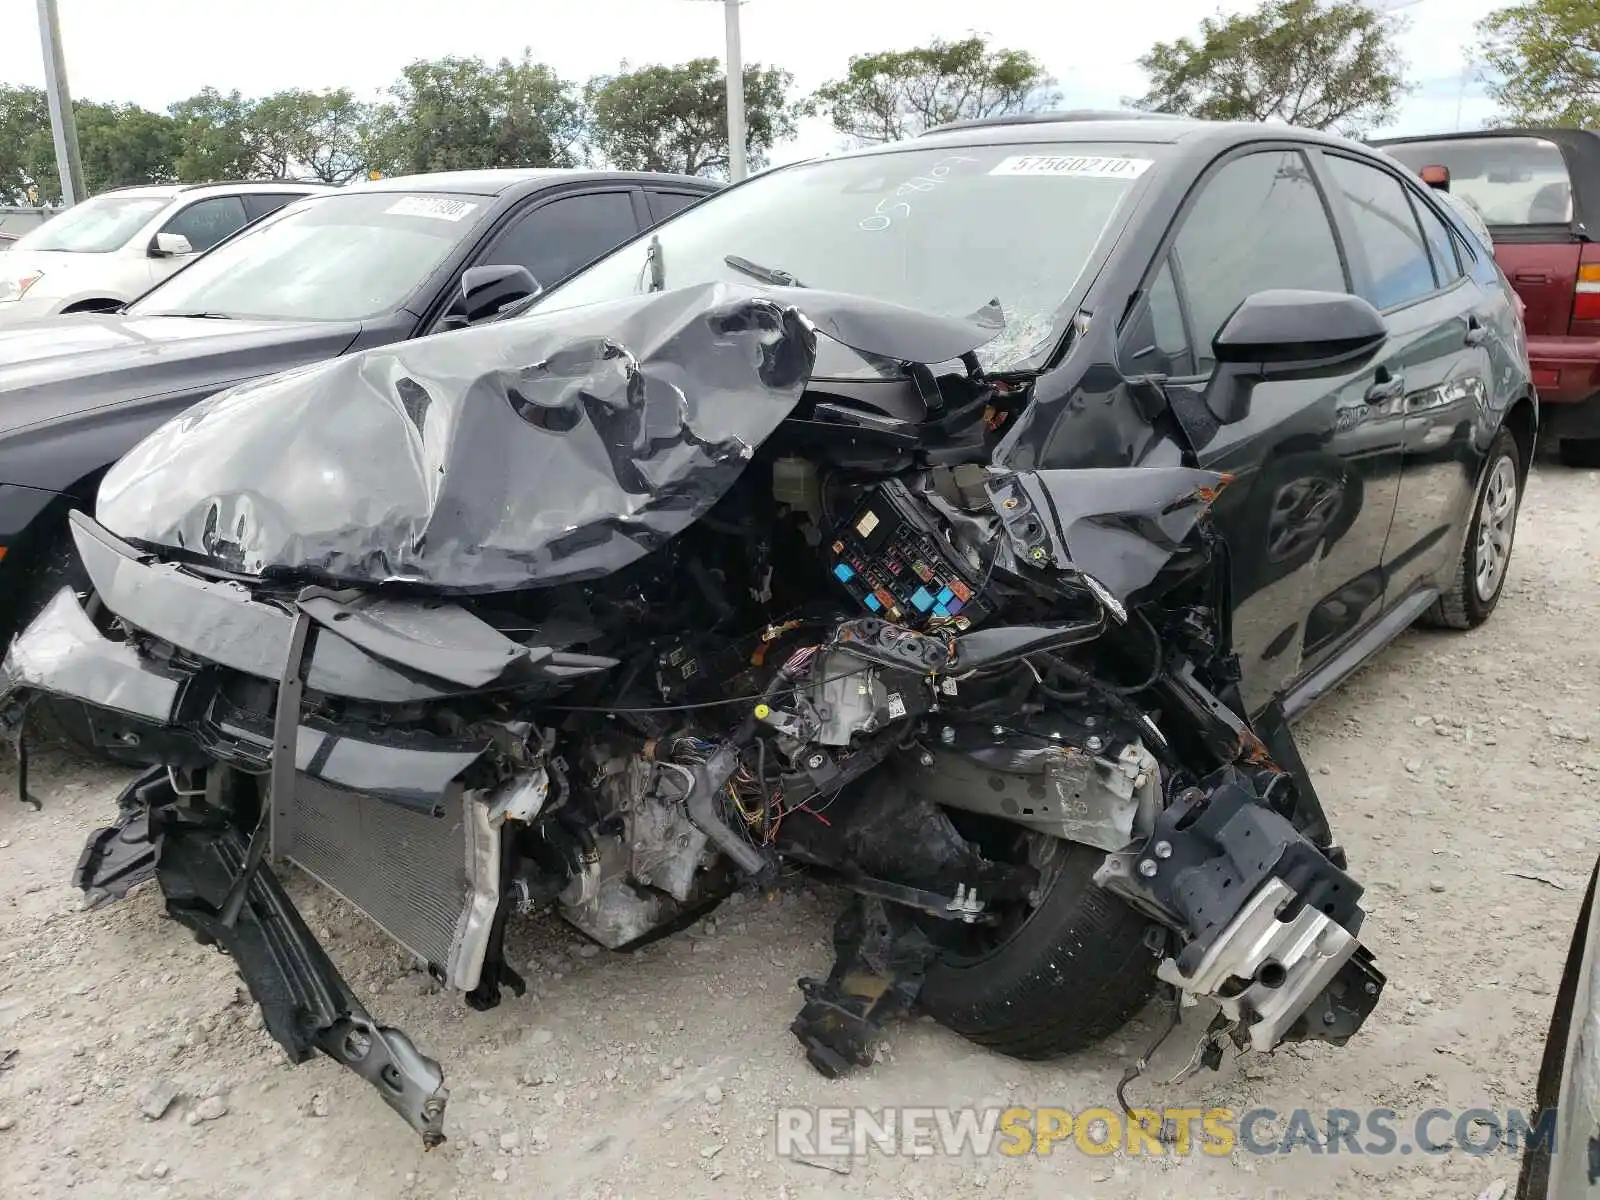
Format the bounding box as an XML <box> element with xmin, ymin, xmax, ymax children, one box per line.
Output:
<box><xmin>96</xmin><ymin>281</ymin><xmax>1000</xmax><ymax>593</ymax></box>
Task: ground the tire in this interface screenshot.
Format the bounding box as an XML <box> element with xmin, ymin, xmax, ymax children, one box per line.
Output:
<box><xmin>1558</xmin><ymin>438</ymin><xmax>1600</xmax><ymax>469</ymax></box>
<box><xmin>1425</xmin><ymin>429</ymin><xmax>1521</xmax><ymax>631</ymax></box>
<box><xmin>16</xmin><ymin>535</ymin><xmax>146</xmax><ymax>765</ymax></box>
<box><xmin>918</xmin><ymin>838</ymin><xmax>1162</xmax><ymax>1058</ymax></box>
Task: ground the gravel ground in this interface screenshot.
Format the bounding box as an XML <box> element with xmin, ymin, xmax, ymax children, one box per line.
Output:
<box><xmin>2</xmin><ymin>461</ymin><xmax>1598</xmax><ymax>1200</ymax></box>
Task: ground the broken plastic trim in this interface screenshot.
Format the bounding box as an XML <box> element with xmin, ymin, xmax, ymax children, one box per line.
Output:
<box><xmin>74</xmin><ymin>784</ymin><xmax>452</xmax><ymax>1147</ymax></box>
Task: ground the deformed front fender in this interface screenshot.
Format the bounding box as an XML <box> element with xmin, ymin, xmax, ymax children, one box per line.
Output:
<box><xmin>987</xmin><ymin>465</ymin><xmax>1232</xmax><ymax>606</ymax></box>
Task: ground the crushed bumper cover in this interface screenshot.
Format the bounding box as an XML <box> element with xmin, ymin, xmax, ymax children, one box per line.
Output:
<box><xmin>75</xmin><ymin>771</ymin><xmax>449</xmax><ymax>1147</ymax></box>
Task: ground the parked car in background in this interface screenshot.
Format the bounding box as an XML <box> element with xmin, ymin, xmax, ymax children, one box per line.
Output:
<box><xmin>0</xmin><ymin>181</ymin><xmax>330</xmax><ymax>321</ymax></box>
<box><xmin>0</xmin><ymin>206</ymin><xmax>55</xmax><ymax>251</ymax></box>
<box><xmin>0</xmin><ymin>166</ymin><xmax>721</xmax><ymax>738</ymax></box>
<box><xmin>1377</xmin><ymin>129</ymin><xmax>1600</xmax><ymax>466</ymax></box>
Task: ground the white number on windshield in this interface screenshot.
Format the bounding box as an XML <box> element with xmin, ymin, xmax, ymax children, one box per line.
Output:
<box><xmin>857</xmin><ymin>157</ymin><xmax>980</xmax><ymax>232</ymax></box>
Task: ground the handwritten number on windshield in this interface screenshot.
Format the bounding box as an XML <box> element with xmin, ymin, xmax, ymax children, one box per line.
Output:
<box><xmin>857</xmin><ymin>157</ymin><xmax>979</xmax><ymax>232</ymax></box>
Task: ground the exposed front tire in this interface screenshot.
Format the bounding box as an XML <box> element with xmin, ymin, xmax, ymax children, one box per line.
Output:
<box><xmin>918</xmin><ymin>836</ymin><xmax>1161</xmax><ymax>1058</ymax></box>
<box><xmin>1558</xmin><ymin>438</ymin><xmax>1600</xmax><ymax>469</ymax></box>
<box><xmin>1426</xmin><ymin>429</ymin><xmax>1521</xmax><ymax>630</ymax></box>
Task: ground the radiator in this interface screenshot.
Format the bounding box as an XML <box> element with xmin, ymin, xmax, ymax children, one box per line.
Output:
<box><xmin>273</xmin><ymin>775</ymin><xmax>498</xmax><ymax>989</ymax></box>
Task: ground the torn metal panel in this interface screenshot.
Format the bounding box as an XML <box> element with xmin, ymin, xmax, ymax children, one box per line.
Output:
<box><xmin>989</xmin><ymin>466</ymin><xmax>1231</xmax><ymax>604</ymax></box>
<box><xmin>907</xmin><ymin>739</ymin><xmax>1158</xmax><ymax>851</ymax></box>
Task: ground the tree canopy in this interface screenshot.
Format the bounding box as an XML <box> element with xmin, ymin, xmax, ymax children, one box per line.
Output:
<box><xmin>1478</xmin><ymin>0</ymin><xmax>1600</xmax><ymax>128</ymax></box>
<box><xmin>810</xmin><ymin>36</ymin><xmax>1059</xmax><ymax>144</ymax></box>
<box><xmin>587</xmin><ymin>59</ymin><xmax>798</xmax><ymax>176</ymax></box>
<box><xmin>1130</xmin><ymin>0</ymin><xmax>1409</xmax><ymax>134</ymax></box>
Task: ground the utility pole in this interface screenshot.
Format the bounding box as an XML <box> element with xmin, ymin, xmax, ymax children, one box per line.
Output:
<box><xmin>723</xmin><ymin>0</ymin><xmax>747</xmax><ymax>182</ymax></box>
<box><xmin>36</xmin><ymin>0</ymin><xmax>85</xmax><ymax>205</ymax></box>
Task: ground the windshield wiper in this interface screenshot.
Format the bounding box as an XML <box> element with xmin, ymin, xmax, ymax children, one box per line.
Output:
<box><xmin>724</xmin><ymin>254</ymin><xmax>805</xmax><ymax>288</ymax></box>
<box><xmin>146</xmin><ymin>311</ymin><xmax>234</xmax><ymax>319</ymax></box>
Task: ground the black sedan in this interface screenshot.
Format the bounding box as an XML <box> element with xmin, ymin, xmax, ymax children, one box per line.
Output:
<box><xmin>536</xmin><ymin>113</ymin><xmax>1536</xmax><ymax>720</ymax></box>
<box><xmin>0</xmin><ymin>169</ymin><xmax>719</xmax><ymax>652</ymax></box>
<box><xmin>0</xmin><ymin>113</ymin><xmax>1535</xmax><ymax>1140</ymax></box>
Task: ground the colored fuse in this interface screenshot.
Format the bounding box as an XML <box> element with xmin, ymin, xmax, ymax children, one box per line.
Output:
<box><xmin>949</xmin><ymin>580</ymin><xmax>972</xmax><ymax>602</ymax></box>
<box><xmin>863</xmin><ymin>593</ymin><xmax>882</xmax><ymax>612</ymax></box>
<box><xmin>834</xmin><ymin>563</ymin><xmax>855</xmax><ymax>583</ymax></box>
<box><xmin>910</xmin><ymin>587</ymin><xmax>935</xmax><ymax>612</ymax></box>
<box><xmin>874</xmin><ymin>588</ymin><xmax>897</xmax><ymax>611</ymax></box>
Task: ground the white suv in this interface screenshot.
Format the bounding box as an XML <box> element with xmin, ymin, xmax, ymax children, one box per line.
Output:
<box><xmin>0</xmin><ymin>181</ymin><xmax>330</xmax><ymax>323</ymax></box>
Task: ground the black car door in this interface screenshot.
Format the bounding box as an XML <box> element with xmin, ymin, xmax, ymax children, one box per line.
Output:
<box><xmin>422</xmin><ymin>187</ymin><xmax>645</xmax><ymax>333</ymax></box>
<box><xmin>1315</xmin><ymin>151</ymin><xmax>1498</xmax><ymax>609</ymax></box>
<box><xmin>473</xmin><ymin>188</ymin><xmax>643</xmax><ymax>294</ymax></box>
<box><xmin>1119</xmin><ymin>145</ymin><xmax>1405</xmax><ymax>713</ymax></box>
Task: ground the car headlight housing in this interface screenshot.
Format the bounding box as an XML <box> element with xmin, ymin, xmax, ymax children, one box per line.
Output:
<box><xmin>0</xmin><ymin>271</ymin><xmax>44</xmax><ymax>304</ymax></box>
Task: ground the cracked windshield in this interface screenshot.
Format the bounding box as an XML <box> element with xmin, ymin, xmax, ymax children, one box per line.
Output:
<box><xmin>542</xmin><ymin>142</ymin><xmax>1157</xmax><ymax>373</ymax></box>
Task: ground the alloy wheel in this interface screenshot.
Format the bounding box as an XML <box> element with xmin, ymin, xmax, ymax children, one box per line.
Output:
<box><xmin>1474</xmin><ymin>455</ymin><xmax>1518</xmax><ymax>603</ymax></box>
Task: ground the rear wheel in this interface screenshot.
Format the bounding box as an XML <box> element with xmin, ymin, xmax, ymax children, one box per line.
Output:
<box><xmin>1558</xmin><ymin>438</ymin><xmax>1600</xmax><ymax>469</ymax></box>
<box><xmin>918</xmin><ymin>834</ymin><xmax>1163</xmax><ymax>1058</ymax></box>
<box><xmin>1425</xmin><ymin>429</ymin><xmax>1521</xmax><ymax>630</ymax></box>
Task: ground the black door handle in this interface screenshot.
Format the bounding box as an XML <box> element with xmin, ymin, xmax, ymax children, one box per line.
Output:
<box><xmin>1465</xmin><ymin>315</ymin><xmax>1488</xmax><ymax>347</ymax></box>
<box><xmin>1365</xmin><ymin>373</ymin><xmax>1405</xmax><ymax>404</ymax></box>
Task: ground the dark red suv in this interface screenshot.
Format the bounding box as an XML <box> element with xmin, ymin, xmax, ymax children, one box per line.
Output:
<box><xmin>1378</xmin><ymin>129</ymin><xmax>1600</xmax><ymax>466</ymax></box>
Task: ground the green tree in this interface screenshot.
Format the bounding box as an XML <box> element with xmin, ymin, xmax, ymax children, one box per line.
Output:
<box><xmin>1478</xmin><ymin>0</ymin><xmax>1600</xmax><ymax>127</ymax></box>
<box><xmin>586</xmin><ymin>59</ymin><xmax>798</xmax><ymax>176</ymax></box>
<box><xmin>1131</xmin><ymin>0</ymin><xmax>1408</xmax><ymax>133</ymax></box>
<box><xmin>0</xmin><ymin>86</ymin><xmax>51</xmax><ymax>204</ymax></box>
<box><xmin>75</xmin><ymin>103</ymin><xmax>180</xmax><ymax>193</ymax></box>
<box><xmin>810</xmin><ymin>36</ymin><xmax>1058</xmax><ymax>144</ymax></box>
<box><xmin>0</xmin><ymin>88</ymin><xmax>178</xmax><ymax>203</ymax></box>
<box><xmin>362</xmin><ymin>53</ymin><xmax>586</xmax><ymax>176</ymax></box>
<box><xmin>252</xmin><ymin>88</ymin><xmax>371</xmax><ymax>182</ymax></box>
<box><xmin>168</xmin><ymin>87</ymin><xmax>260</xmax><ymax>181</ymax></box>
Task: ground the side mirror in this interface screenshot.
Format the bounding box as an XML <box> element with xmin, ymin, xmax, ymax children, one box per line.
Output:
<box><xmin>149</xmin><ymin>232</ymin><xmax>194</xmax><ymax>258</ymax></box>
<box><xmin>1204</xmin><ymin>289</ymin><xmax>1387</xmax><ymax>425</ymax></box>
<box><xmin>457</xmin><ymin>264</ymin><xmax>541</xmax><ymax>324</ymax></box>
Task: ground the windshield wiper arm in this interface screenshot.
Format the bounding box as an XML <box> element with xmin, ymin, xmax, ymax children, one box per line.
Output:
<box><xmin>645</xmin><ymin>235</ymin><xmax>665</xmax><ymax>293</ymax></box>
<box><xmin>150</xmin><ymin>311</ymin><xmax>234</xmax><ymax>319</ymax></box>
<box><xmin>724</xmin><ymin>254</ymin><xmax>804</xmax><ymax>288</ymax></box>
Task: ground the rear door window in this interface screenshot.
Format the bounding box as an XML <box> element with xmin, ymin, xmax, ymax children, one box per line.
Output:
<box><xmin>1383</xmin><ymin>136</ymin><xmax>1573</xmax><ymax>228</ymax></box>
<box><xmin>1324</xmin><ymin>155</ymin><xmax>1439</xmax><ymax>309</ymax></box>
<box><xmin>1412</xmin><ymin>196</ymin><xmax>1463</xmax><ymax>286</ymax></box>
<box><xmin>242</xmin><ymin>193</ymin><xmax>309</xmax><ymax>222</ymax></box>
<box><xmin>646</xmin><ymin>190</ymin><xmax>707</xmax><ymax>222</ymax></box>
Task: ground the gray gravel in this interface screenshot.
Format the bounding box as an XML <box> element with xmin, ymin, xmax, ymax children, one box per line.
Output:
<box><xmin>2</xmin><ymin>461</ymin><xmax>1598</xmax><ymax>1198</ymax></box>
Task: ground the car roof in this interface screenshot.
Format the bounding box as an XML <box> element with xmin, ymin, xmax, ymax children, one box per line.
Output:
<box><xmin>910</xmin><ymin>112</ymin><xmax>1377</xmax><ymax>153</ymax></box>
<box><xmin>343</xmin><ymin>168</ymin><xmax>720</xmax><ymax>197</ymax></box>
<box><xmin>99</xmin><ymin>180</ymin><xmax>334</xmax><ymax>200</ymax></box>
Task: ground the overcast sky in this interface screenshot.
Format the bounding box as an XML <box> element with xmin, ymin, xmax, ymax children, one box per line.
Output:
<box><xmin>2</xmin><ymin>0</ymin><xmax>1504</xmax><ymax>165</ymax></box>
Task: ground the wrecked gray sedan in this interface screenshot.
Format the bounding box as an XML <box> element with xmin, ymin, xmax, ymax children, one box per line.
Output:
<box><xmin>2</xmin><ymin>248</ymin><xmax>1390</xmax><ymax>1147</ymax></box>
